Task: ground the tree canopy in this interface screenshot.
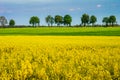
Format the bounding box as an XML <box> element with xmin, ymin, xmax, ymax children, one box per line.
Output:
<box><xmin>64</xmin><ymin>15</ymin><xmax>72</xmax><ymax>26</ymax></box>
<box><xmin>81</xmin><ymin>14</ymin><xmax>89</xmax><ymax>26</ymax></box>
<box><xmin>0</xmin><ymin>14</ymin><xmax>118</xmax><ymax>27</ymax></box>
<box><xmin>9</xmin><ymin>19</ymin><xmax>15</xmax><ymax>26</ymax></box>
<box><xmin>29</xmin><ymin>16</ymin><xmax>40</xmax><ymax>27</ymax></box>
<box><xmin>55</xmin><ymin>15</ymin><xmax>63</xmax><ymax>26</ymax></box>
<box><xmin>102</xmin><ymin>15</ymin><xmax>116</xmax><ymax>27</ymax></box>
<box><xmin>0</xmin><ymin>16</ymin><xmax>7</xmax><ymax>26</ymax></box>
<box><xmin>109</xmin><ymin>15</ymin><xmax>116</xmax><ymax>26</ymax></box>
<box><xmin>45</xmin><ymin>15</ymin><xmax>54</xmax><ymax>27</ymax></box>
<box><xmin>102</xmin><ymin>17</ymin><xmax>109</xmax><ymax>26</ymax></box>
<box><xmin>90</xmin><ymin>15</ymin><xmax>97</xmax><ymax>26</ymax></box>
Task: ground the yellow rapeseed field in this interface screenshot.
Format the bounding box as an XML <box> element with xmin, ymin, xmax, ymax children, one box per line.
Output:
<box><xmin>0</xmin><ymin>36</ymin><xmax>120</xmax><ymax>80</ymax></box>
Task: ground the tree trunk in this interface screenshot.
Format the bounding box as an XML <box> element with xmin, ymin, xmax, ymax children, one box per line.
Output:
<box><xmin>84</xmin><ymin>23</ymin><xmax>86</xmax><ymax>27</ymax></box>
<box><xmin>112</xmin><ymin>22</ymin><xmax>114</xmax><ymax>26</ymax></box>
<box><xmin>51</xmin><ymin>23</ymin><xmax>53</xmax><ymax>27</ymax></box>
<box><xmin>92</xmin><ymin>23</ymin><xmax>94</xmax><ymax>27</ymax></box>
<box><xmin>106</xmin><ymin>23</ymin><xmax>108</xmax><ymax>27</ymax></box>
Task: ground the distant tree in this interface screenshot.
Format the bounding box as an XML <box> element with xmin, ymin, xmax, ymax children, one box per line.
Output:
<box><xmin>29</xmin><ymin>16</ymin><xmax>40</xmax><ymax>27</ymax></box>
<box><xmin>45</xmin><ymin>15</ymin><xmax>51</xmax><ymax>26</ymax></box>
<box><xmin>0</xmin><ymin>16</ymin><xmax>7</xmax><ymax>26</ymax></box>
<box><xmin>60</xmin><ymin>17</ymin><xmax>64</xmax><ymax>26</ymax></box>
<box><xmin>81</xmin><ymin>14</ymin><xmax>89</xmax><ymax>26</ymax></box>
<box><xmin>109</xmin><ymin>15</ymin><xmax>116</xmax><ymax>26</ymax></box>
<box><xmin>90</xmin><ymin>15</ymin><xmax>97</xmax><ymax>26</ymax></box>
<box><xmin>102</xmin><ymin>17</ymin><xmax>109</xmax><ymax>26</ymax></box>
<box><xmin>45</xmin><ymin>15</ymin><xmax>54</xmax><ymax>27</ymax></box>
<box><xmin>49</xmin><ymin>16</ymin><xmax>54</xmax><ymax>27</ymax></box>
<box><xmin>55</xmin><ymin>15</ymin><xmax>63</xmax><ymax>26</ymax></box>
<box><xmin>64</xmin><ymin>14</ymin><xmax>72</xmax><ymax>26</ymax></box>
<box><xmin>9</xmin><ymin>19</ymin><xmax>15</xmax><ymax>26</ymax></box>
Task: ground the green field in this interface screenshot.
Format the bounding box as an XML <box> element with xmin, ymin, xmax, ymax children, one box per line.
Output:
<box><xmin>0</xmin><ymin>27</ymin><xmax>120</xmax><ymax>36</ymax></box>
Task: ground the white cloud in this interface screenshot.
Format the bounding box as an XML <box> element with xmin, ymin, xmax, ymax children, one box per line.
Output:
<box><xmin>77</xmin><ymin>8</ymin><xmax>81</xmax><ymax>11</ymax></box>
<box><xmin>69</xmin><ymin>8</ymin><xmax>75</xmax><ymax>11</ymax></box>
<box><xmin>69</xmin><ymin>8</ymin><xmax>82</xmax><ymax>12</ymax></box>
<box><xmin>97</xmin><ymin>4</ymin><xmax>102</xmax><ymax>8</ymax></box>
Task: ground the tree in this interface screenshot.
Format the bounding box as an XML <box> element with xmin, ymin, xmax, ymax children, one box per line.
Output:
<box><xmin>64</xmin><ymin>14</ymin><xmax>72</xmax><ymax>26</ymax></box>
<box><xmin>81</xmin><ymin>14</ymin><xmax>89</xmax><ymax>26</ymax></box>
<box><xmin>102</xmin><ymin>17</ymin><xmax>109</xmax><ymax>27</ymax></box>
<box><xmin>45</xmin><ymin>15</ymin><xmax>54</xmax><ymax>27</ymax></box>
<box><xmin>90</xmin><ymin>15</ymin><xmax>97</xmax><ymax>26</ymax></box>
<box><xmin>9</xmin><ymin>19</ymin><xmax>15</xmax><ymax>26</ymax></box>
<box><xmin>55</xmin><ymin>15</ymin><xmax>63</xmax><ymax>26</ymax></box>
<box><xmin>49</xmin><ymin>17</ymin><xmax>54</xmax><ymax>27</ymax></box>
<box><xmin>45</xmin><ymin>15</ymin><xmax>51</xmax><ymax>26</ymax></box>
<box><xmin>29</xmin><ymin>16</ymin><xmax>40</xmax><ymax>27</ymax></box>
<box><xmin>109</xmin><ymin>15</ymin><xmax>116</xmax><ymax>26</ymax></box>
<box><xmin>0</xmin><ymin>16</ymin><xmax>7</xmax><ymax>26</ymax></box>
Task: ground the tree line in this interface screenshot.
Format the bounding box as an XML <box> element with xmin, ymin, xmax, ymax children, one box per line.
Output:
<box><xmin>0</xmin><ymin>13</ymin><xmax>118</xmax><ymax>27</ymax></box>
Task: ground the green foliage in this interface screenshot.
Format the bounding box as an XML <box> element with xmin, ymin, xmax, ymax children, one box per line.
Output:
<box><xmin>55</xmin><ymin>15</ymin><xmax>63</xmax><ymax>26</ymax></box>
<box><xmin>64</xmin><ymin>14</ymin><xmax>72</xmax><ymax>26</ymax></box>
<box><xmin>9</xmin><ymin>19</ymin><xmax>15</xmax><ymax>26</ymax></box>
<box><xmin>102</xmin><ymin>15</ymin><xmax>117</xmax><ymax>27</ymax></box>
<box><xmin>102</xmin><ymin>17</ymin><xmax>109</xmax><ymax>26</ymax></box>
<box><xmin>90</xmin><ymin>15</ymin><xmax>97</xmax><ymax>26</ymax></box>
<box><xmin>29</xmin><ymin>16</ymin><xmax>40</xmax><ymax>27</ymax></box>
<box><xmin>50</xmin><ymin>17</ymin><xmax>54</xmax><ymax>27</ymax></box>
<box><xmin>0</xmin><ymin>16</ymin><xmax>7</xmax><ymax>26</ymax></box>
<box><xmin>109</xmin><ymin>15</ymin><xmax>116</xmax><ymax>26</ymax></box>
<box><xmin>81</xmin><ymin>14</ymin><xmax>89</xmax><ymax>26</ymax></box>
<box><xmin>45</xmin><ymin>15</ymin><xmax>51</xmax><ymax>26</ymax></box>
<box><xmin>45</xmin><ymin>15</ymin><xmax>54</xmax><ymax>27</ymax></box>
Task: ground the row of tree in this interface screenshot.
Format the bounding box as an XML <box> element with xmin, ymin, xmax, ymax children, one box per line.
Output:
<box><xmin>102</xmin><ymin>16</ymin><xmax>116</xmax><ymax>26</ymax></box>
<box><xmin>0</xmin><ymin>14</ymin><xmax>117</xmax><ymax>27</ymax></box>
<box><xmin>81</xmin><ymin>14</ymin><xmax>117</xmax><ymax>27</ymax></box>
<box><xmin>29</xmin><ymin>15</ymin><xmax>72</xmax><ymax>27</ymax></box>
<box><xmin>29</xmin><ymin>14</ymin><xmax>117</xmax><ymax>27</ymax></box>
<box><xmin>81</xmin><ymin>14</ymin><xmax>97</xmax><ymax>26</ymax></box>
<box><xmin>45</xmin><ymin>15</ymin><xmax>72</xmax><ymax>27</ymax></box>
<box><xmin>0</xmin><ymin>16</ymin><xmax>15</xmax><ymax>27</ymax></box>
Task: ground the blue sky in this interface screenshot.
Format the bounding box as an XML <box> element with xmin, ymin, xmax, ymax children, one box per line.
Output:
<box><xmin>0</xmin><ymin>0</ymin><xmax>120</xmax><ymax>25</ymax></box>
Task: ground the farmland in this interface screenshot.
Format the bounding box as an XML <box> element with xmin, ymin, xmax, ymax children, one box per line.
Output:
<box><xmin>0</xmin><ymin>27</ymin><xmax>120</xmax><ymax>36</ymax></box>
<box><xmin>0</xmin><ymin>36</ymin><xmax>120</xmax><ymax>80</ymax></box>
<box><xmin>0</xmin><ymin>0</ymin><xmax>120</xmax><ymax>79</ymax></box>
